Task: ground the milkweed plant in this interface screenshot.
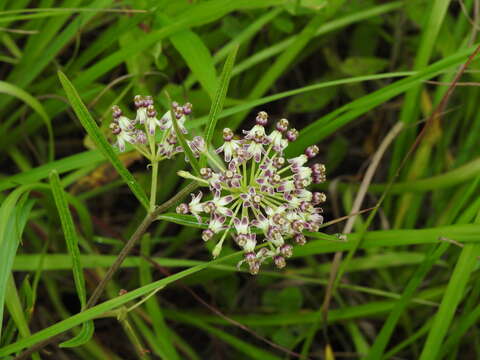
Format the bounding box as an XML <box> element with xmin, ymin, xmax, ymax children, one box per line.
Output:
<box><xmin>111</xmin><ymin>96</ymin><xmax>326</xmax><ymax>274</ymax></box>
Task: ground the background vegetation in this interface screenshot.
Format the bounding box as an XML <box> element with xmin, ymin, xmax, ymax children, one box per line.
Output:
<box><xmin>1</xmin><ymin>0</ymin><xmax>480</xmax><ymax>359</ymax></box>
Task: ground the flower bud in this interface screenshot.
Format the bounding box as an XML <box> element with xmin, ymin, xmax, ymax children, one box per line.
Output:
<box><xmin>294</xmin><ymin>233</ymin><xmax>306</xmax><ymax>245</ymax></box>
<box><xmin>200</xmin><ymin>167</ymin><xmax>213</xmax><ymax>179</ymax></box>
<box><xmin>305</xmin><ymin>145</ymin><xmax>319</xmax><ymax>159</ymax></box>
<box><xmin>276</xmin><ymin>118</ymin><xmax>289</xmax><ymax>132</ymax></box>
<box><xmin>112</xmin><ymin>105</ymin><xmax>122</xmax><ymax>119</ymax></box>
<box><xmin>280</xmin><ymin>244</ymin><xmax>293</xmax><ymax>258</ymax></box>
<box><xmin>176</xmin><ymin>203</ymin><xmax>189</xmax><ymax>214</ymax></box>
<box><xmin>249</xmin><ymin>261</ymin><xmax>260</xmax><ymax>275</ymax></box>
<box><xmin>292</xmin><ymin>220</ymin><xmax>305</xmax><ymax>232</ymax></box>
<box><xmin>134</xmin><ymin>130</ymin><xmax>147</xmax><ymax>144</ymax></box>
<box><xmin>312</xmin><ymin>192</ymin><xmax>327</xmax><ymax>205</ymax></box>
<box><xmin>312</xmin><ymin>174</ymin><xmax>326</xmax><ymax>184</ymax></box>
<box><xmin>134</xmin><ymin>95</ymin><xmax>143</xmax><ymax>108</ymax></box>
<box><xmin>110</xmin><ymin>122</ymin><xmax>121</xmax><ymax>135</ymax></box>
<box><xmin>183</xmin><ymin>102</ymin><xmax>192</xmax><ymax>115</ymax></box>
<box><xmin>223</xmin><ymin>128</ymin><xmax>234</xmax><ymax>141</ymax></box>
<box><xmin>236</xmin><ymin>234</ymin><xmax>249</xmax><ymax>247</ymax></box>
<box><xmin>244</xmin><ymin>252</ymin><xmax>256</xmax><ymax>263</ymax></box>
<box><xmin>202</xmin><ymin>229</ymin><xmax>214</xmax><ymax>242</ymax></box>
<box><xmin>146</xmin><ymin>105</ymin><xmax>156</xmax><ymax>118</ymax></box>
<box><xmin>144</xmin><ymin>95</ymin><xmax>154</xmax><ymax>107</ymax></box>
<box><xmin>273</xmin><ymin>157</ymin><xmax>285</xmax><ymax>168</ymax></box>
<box><xmin>255</xmin><ymin>111</ymin><xmax>268</xmax><ymax>126</ymax></box>
<box><xmin>274</xmin><ymin>256</ymin><xmax>286</xmax><ymax>269</ymax></box>
<box><xmin>311</xmin><ymin>163</ymin><xmax>326</xmax><ymax>176</ymax></box>
<box><xmin>286</xmin><ymin>128</ymin><xmax>298</xmax><ymax>142</ymax></box>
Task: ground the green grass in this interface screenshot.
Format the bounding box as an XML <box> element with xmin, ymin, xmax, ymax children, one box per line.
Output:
<box><xmin>2</xmin><ymin>1</ymin><xmax>480</xmax><ymax>359</ymax></box>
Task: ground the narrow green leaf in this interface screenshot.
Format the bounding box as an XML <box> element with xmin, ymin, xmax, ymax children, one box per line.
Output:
<box><xmin>157</xmin><ymin>14</ymin><xmax>217</xmax><ymax>99</ymax></box>
<box><xmin>0</xmin><ymin>252</ymin><xmax>241</xmax><ymax>357</ymax></box>
<box><xmin>157</xmin><ymin>213</ymin><xmax>207</xmax><ymax>228</ymax></box>
<box><xmin>203</xmin><ymin>44</ymin><xmax>238</xmax><ymax>157</ymax></box>
<box><xmin>0</xmin><ymin>150</ymin><xmax>104</xmax><ymax>192</ymax></box>
<box><xmin>49</xmin><ymin>170</ymin><xmax>94</xmax><ymax>347</ymax></box>
<box><xmin>0</xmin><ymin>81</ymin><xmax>54</xmax><ymax>161</ymax></box>
<box><xmin>59</xmin><ymin>321</ymin><xmax>94</xmax><ymax>348</ymax></box>
<box><xmin>391</xmin><ymin>0</ymin><xmax>453</xmax><ymax>175</ymax></box>
<box><xmin>5</xmin><ymin>277</ymin><xmax>41</xmax><ymax>360</ymax></box>
<box><xmin>286</xmin><ymin>44</ymin><xmax>479</xmax><ymax>156</ymax></box>
<box><xmin>0</xmin><ymin>186</ymin><xmax>37</xmax><ymax>339</ymax></box>
<box><xmin>418</xmin><ymin>243</ymin><xmax>480</xmax><ymax>360</ymax></box>
<box><xmin>172</xmin><ymin>312</ymin><xmax>280</xmax><ymax>360</ymax></box>
<box><xmin>57</xmin><ymin>70</ymin><xmax>149</xmax><ymax>209</ymax></box>
<box><xmin>365</xmin><ymin>242</ymin><xmax>450</xmax><ymax>359</ymax></box>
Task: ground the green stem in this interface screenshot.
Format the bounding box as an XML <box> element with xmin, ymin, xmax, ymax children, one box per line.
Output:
<box><xmin>150</xmin><ymin>161</ymin><xmax>159</xmax><ymax>212</ymax></box>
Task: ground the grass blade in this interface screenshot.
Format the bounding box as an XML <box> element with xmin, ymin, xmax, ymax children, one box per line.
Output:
<box><xmin>365</xmin><ymin>242</ymin><xmax>450</xmax><ymax>359</ymax></box>
<box><xmin>0</xmin><ymin>252</ymin><xmax>241</xmax><ymax>357</ymax></box>
<box><xmin>202</xmin><ymin>44</ymin><xmax>238</xmax><ymax>167</ymax></box>
<box><xmin>418</xmin><ymin>242</ymin><xmax>480</xmax><ymax>360</ymax></box>
<box><xmin>0</xmin><ymin>81</ymin><xmax>54</xmax><ymax>161</ymax></box>
<box><xmin>0</xmin><ymin>186</ymin><xmax>37</xmax><ymax>339</ymax></box>
<box><xmin>57</xmin><ymin>70</ymin><xmax>149</xmax><ymax>209</ymax></box>
<box><xmin>157</xmin><ymin>13</ymin><xmax>218</xmax><ymax>99</ymax></box>
<box><xmin>49</xmin><ymin>170</ymin><xmax>93</xmax><ymax>347</ymax></box>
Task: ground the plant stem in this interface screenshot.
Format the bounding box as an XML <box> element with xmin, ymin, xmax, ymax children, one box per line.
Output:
<box><xmin>149</xmin><ymin>160</ymin><xmax>158</xmax><ymax>212</ymax></box>
<box><xmin>85</xmin><ymin>181</ymin><xmax>198</xmax><ymax>309</ymax></box>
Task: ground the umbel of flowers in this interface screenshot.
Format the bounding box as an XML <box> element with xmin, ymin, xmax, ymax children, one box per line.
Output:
<box><xmin>109</xmin><ymin>95</ymin><xmax>192</xmax><ymax>160</ymax></box>
<box><xmin>177</xmin><ymin>112</ymin><xmax>326</xmax><ymax>274</ymax></box>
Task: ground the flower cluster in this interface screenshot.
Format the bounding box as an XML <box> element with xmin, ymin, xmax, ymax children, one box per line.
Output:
<box><xmin>110</xmin><ymin>95</ymin><xmax>192</xmax><ymax>160</ymax></box>
<box><xmin>177</xmin><ymin>111</ymin><xmax>326</xmax><ymax>274</ymax></box>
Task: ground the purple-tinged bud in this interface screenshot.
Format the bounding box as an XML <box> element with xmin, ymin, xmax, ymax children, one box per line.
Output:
<box><xmin>112</xmin><ymin>105</ymin><xmax>122</xmax><ymax>119</ymax></box>
<box><xmin>312</xmin><ymin>163</ymin><xmax>325</xmax><ymax>173</ymax></box>
<box><xmin>167</xmin><ymin>133</ymin><xmax>178</xmax><ymax>145</ymax></box>
<box><xmin>134</xmin><ymin>130</ymin><xmax>147</xmax><ymax>144</ymax></box>
<box><xmin>176</xmin><ymin>203</ymin><xmax>189</xmax><ymax>214</ymax></box>
<box><xmin>255</xmin><ymin>111</ymin><xmax>268</xmax><ymax>126</ymax></box>
<box><xmin>312</xmin><ymin>174</ymin><xmax>326</xmax><ymax>184</ymax></box>
<box><xmin>146</xmin><ymin>105</ymin><xmax>156</xmax><ymax>118</ymax></box>
<box><xmin>280</xmin><ymin>244</ymin><xmax>293</xmax><ymax>258</ymax></box>
<box><xmin>244</xmin><ymin>252</ymin><xmax>256</xmax><ymax>263</ymax></box>
<box><xmin>274</xmin><ymin>256</ymin><xmax>286</xmax><ymax>269</ymax></box>
<box><xmin>223</xmin><ymin>128</ymin><xmax>234</xmax><ymax>141</ymax></box>
<box><xmin>202</xmin><ymin>202</ymin><xmax>216</xmax><ymax>214</ymax></box>
<box><xmin>305</xmin><ymin>145</ymin><xmax>319</xmax><ymax>159</ymax></box>
<box><xmin>200</xmin><ymin>167</ymin><xmax>213</xmax><ymax>179</ymax></box>
<box><xmin>183</xmin><ymin>102</ymin><xmax>192</xmax><ymax>115</ymax></box>
<box><xmin>202</xmin><ymin>229</ymin><xmax>214</xmax><ymax>242</ymax></box>
<box><xmin>236</xmin><ymin>234</ymin><xmax>249</xmax><ymax>247</ymax></box>
<box><xmin>273</xmin><ymin>213</ymin><xmax>286</xmax><ymax>225</ymax></box>
<box><xmin>172</xmin><ymin>101</ymin><xmax>179</xmax><ymax>109</ymax></box>
<box><xmin>294</xmin><ymin>233</ymin><xmax>306</xmax><ymax>245</ymax></box>
<box><xmin>276</xmin><ymin>118</ymin><xmax>289</xmax><ymax>132</ymax></box>
<box><xmin>273</xmin><ymin>157</ymin><xmax>285</xmax><ymax>168</ymax></box>
<box><xmin>249</xmin><ymin>261</ymin><xmax>260</xmax><ymax>275</ymax></box>
<box><xmin>144</xmin><ymin>95</ymin><xmax>154</xmax><ymax>107</ymax></box>
<box><xmin>134</xmin><ymin>95</ymin><xmax>143</xmax><ymax>108</ymax></box>
<box><xmin>299</xmin><ymin>201</ymin><xmax>312</xmax><ymax>212</ymax></box>
<box><xmin>286</xmin><ymin>128</ymin><xmax>298</xmax><ymax>142</ymax></box>
<box><xmin>312</xmin><ymin>192</ymin><xmax>327</xmax><ymax>205</ymax></box>
<box><xmin>294</xmin><ymin>179</ymin><xmax>307</xmax><ymax>189</ymax></box>
<box><xmin>110</xmin><ymin>122</ymin><xmax>121</xmax><ymax>135</ymax></box>
<box><xmin>292</xmin><ymin>220</ymin><xmax>305</xmax><ymax>233</ymax></box>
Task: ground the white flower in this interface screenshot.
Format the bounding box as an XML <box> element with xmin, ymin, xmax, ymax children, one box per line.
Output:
<box><xmin>176</xmin><ymin>112</ymin><xmax>326</xmax><ymax>274</ymax></box>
